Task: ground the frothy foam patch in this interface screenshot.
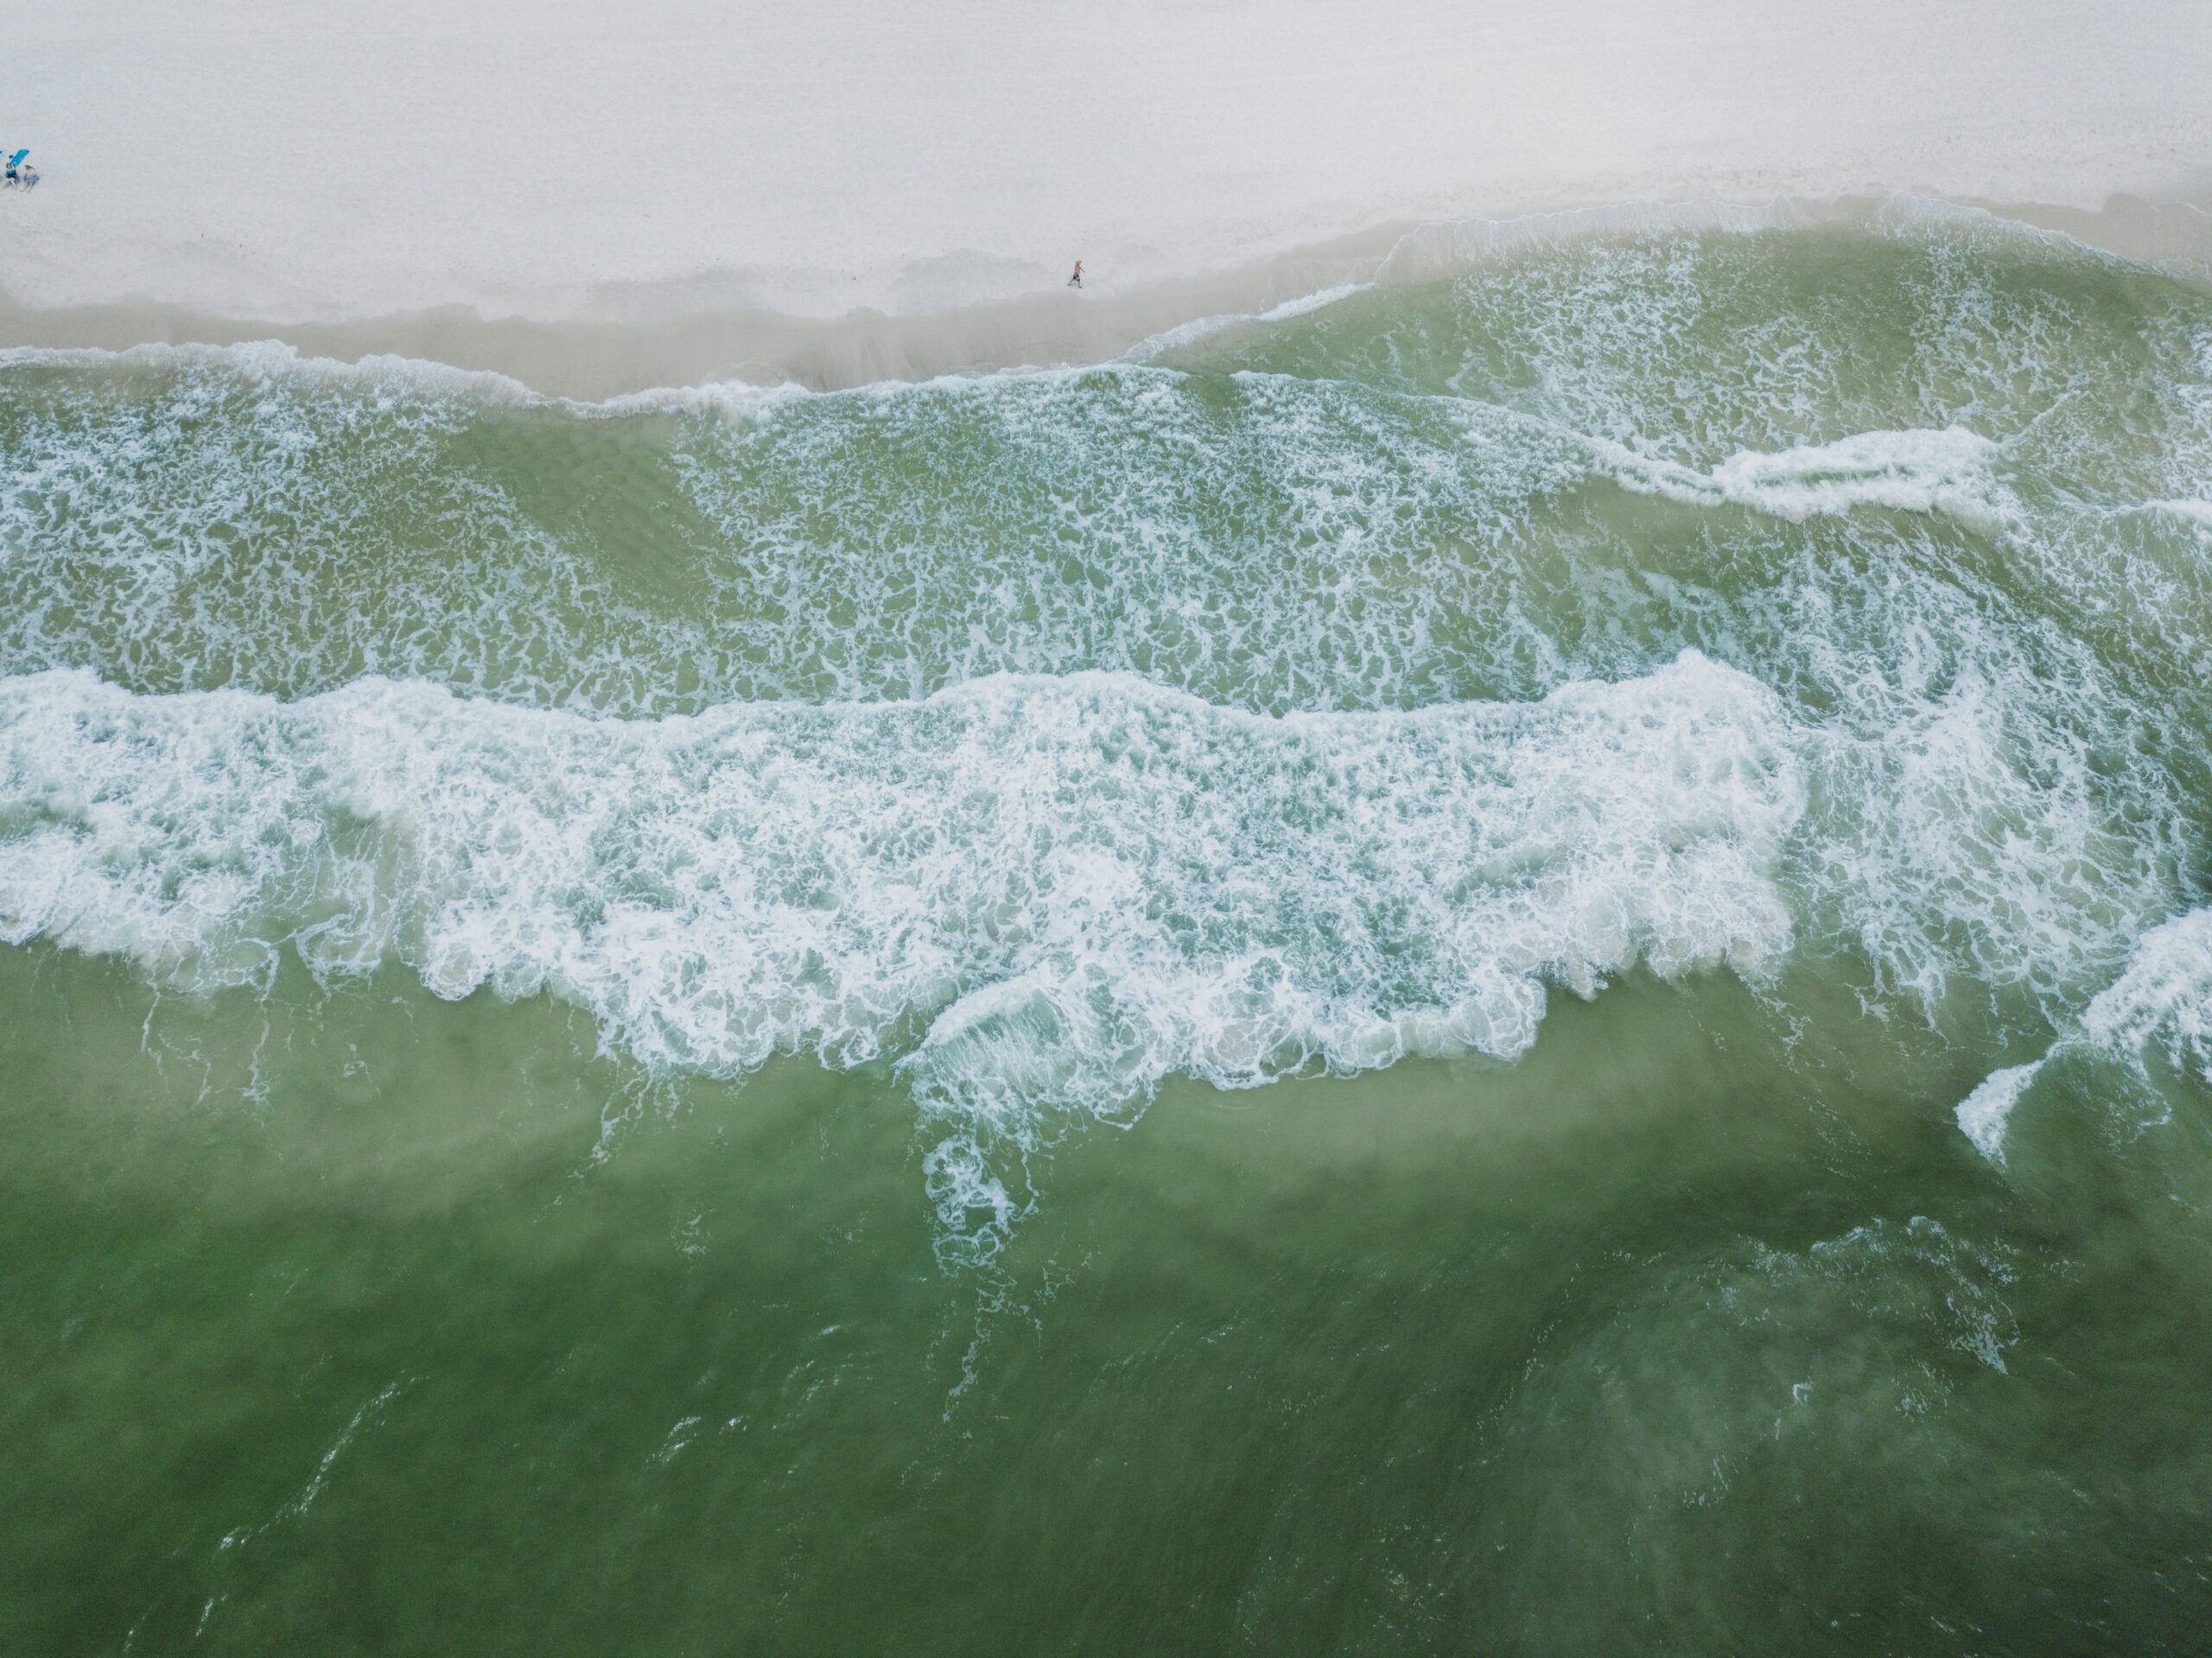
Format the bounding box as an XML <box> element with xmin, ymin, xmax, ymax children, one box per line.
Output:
<box><xmin>2147</xmin><ymin>499</ymin><xmax>2212</xmax><ymax>531</ymax></box>
<box><xmin>1201</xmin><ymin>218</ymin><xmax>2212</xmax><ymax>509</ymax></box>
<box><xmin>0</xmin><ymin>652</ymin><xmax>1802</xmax><ymax>1252</ymax></box>
<box><xmin>1587</xmin><ymin>426</ymin><xmax>2012</xmax><ymax>533</ymax></box>
<box><xmin>1</xmin><ymin>226</ymin><xmax>2202</xmax><ymax>1096</ymax></box>
<box><xmin>10</xmin><ymin>218</ymin><xmax>2212</xmax><ymax>742</ymax></box>
<box><xmin>0</xmin><ymin>338</ymin><xmax>2044</xmax><ymax>727</ymax></box>
<box><xmin>9</xmin><ymin>351</ymin><xmax>1594</xmax><ymax>715</ymax></box>
<box><xmin>1952</xmin><ymin>906</ymin><xmax>2212</xmax><ymax>1161</ymax></box>
<box><xmin>1125</xmin><ymin>283</ymin><xmax>1373</xmax><ymax>360</ymax></box>
<box><xmin>2081</xmin><ymin>908</ymin><xmax>2212</xmax><ymax>1085</ymax></box>
<box><xmin>3</xmin><ymin>322</ymin><xmax>2192</xmax><ymax>1061</ymax></box>
<box><xmin>1955</xmin><ymin>1063</ymin><xmax>2043</xmax><ymax>1164</ymax></box>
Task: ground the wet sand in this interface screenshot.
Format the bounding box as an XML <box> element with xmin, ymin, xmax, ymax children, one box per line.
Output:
<box><xmin>4</xmin><ymin>194</ymin><xmax>2210</xmax><ymax>400</ymax></box>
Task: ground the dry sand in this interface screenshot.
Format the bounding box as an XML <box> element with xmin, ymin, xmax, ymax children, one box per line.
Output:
<box><xmin>3</xmin><ymin>0</ymin><xmax>2209</xmax><ymax>391</ymax></box>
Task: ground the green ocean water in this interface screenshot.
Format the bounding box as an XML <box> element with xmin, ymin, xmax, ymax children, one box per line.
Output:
<box><xmin>4</xmin><ymin>208</ymin><xmax>2212</xmax><ymax>1653</ymax></box>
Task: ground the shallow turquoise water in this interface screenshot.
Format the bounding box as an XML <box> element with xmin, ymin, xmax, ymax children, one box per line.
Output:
<box><xmin>3</xmin><ymin>211</ymin><xmax>2210</xmax><ymax>1653</ymax></box>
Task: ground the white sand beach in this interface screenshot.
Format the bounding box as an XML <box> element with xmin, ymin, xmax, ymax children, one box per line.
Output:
<box><xmin>3</xmin><ymin>0</ymin><xmax>2209</xmax><ymax>388</ymax></box>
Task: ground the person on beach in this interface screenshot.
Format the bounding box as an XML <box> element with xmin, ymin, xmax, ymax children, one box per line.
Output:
<box><xmin>1068</xmin><ymin>259</ymin><xmax>1084</xmax><ymax>289</ymax></box>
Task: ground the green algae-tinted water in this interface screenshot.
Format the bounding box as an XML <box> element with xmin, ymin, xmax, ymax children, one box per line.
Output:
<box><xmin>10</xmin><ymin>947</ymin><xmax>2209</xmax><ymax>1655</ymax></box>
<box><xmin>3</xmin><ymin>209</ymin><xmax>2212</xmax><ymax>1653</ymax></box>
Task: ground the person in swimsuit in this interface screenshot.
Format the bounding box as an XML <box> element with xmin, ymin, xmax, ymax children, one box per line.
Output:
<box><xmin>1068</xmin><ymin>259</ymin><xmax>1084</xmax><ymax>289</ymax></box>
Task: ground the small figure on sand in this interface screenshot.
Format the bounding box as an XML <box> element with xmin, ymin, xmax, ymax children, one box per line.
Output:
<box><xmin>2</xmin><ymin>150</ymin><xmax>32</xmax><ymax>188</ymax></box>
<box><xmin>1068</xmin><ymin>259</ymin><xmax>1084</xmax><ymax>290</ymax></box>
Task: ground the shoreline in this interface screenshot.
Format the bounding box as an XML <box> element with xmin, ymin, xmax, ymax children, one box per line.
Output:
<box><xmin>6</xmin><ymin>0</ymin><xmax>2209</xmax><ymax>395</ymax></box>
<box><xmin>0</xmin><ymin>219</ymin><xmax>1411</xmax><ymax>401</ymax></box>
<box><xmin>5</xmin><ymin>190</ymin><xmax>2212</xmax><ymax>401</ymax></box>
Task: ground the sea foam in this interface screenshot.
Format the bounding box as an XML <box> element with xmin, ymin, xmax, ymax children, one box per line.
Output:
<box><xmin>0</xmin><ymin>653</ymin><xmax>1802</xmax><ymax>1239</ymax></box>
<box><xmin>2081</xmin><ymin>908</ymin><xmax>2212</xmax><ymax>1085</ymax></box>
<box><xmin>1955</xmin><ymin>1064</ymin><xmax>2043</xmax><ymax>1164</ymax></box>
<box><xmin>6</xmin><ymin>222</ymin><xmax>2209</xmax><ymax>1242</ymax></box>
<box><xmin>1586</xmin><ymin>425</ymin><xmax>2012</xmax><ymax>534</ymax></box>
<box><xmin>1954</xmin><ymin>905</ymin><xmax>2212</xmax><ymax>1163</ymax></box>
<box><xmin>0</xmin><ymin>336</ymin><xmax>2031</xmax><ymax>722</ymax></box>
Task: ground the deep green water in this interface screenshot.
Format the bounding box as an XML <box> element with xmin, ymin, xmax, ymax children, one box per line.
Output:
<box><xmin>3</xmin><ymin>207</ymin><xmax>2211</xmax><ymax>1653</ymax></box>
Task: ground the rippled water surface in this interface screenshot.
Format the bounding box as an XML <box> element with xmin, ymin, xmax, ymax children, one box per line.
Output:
<box><xmin>4</xmin><ymin>212</ymin><xmax>2210</xmax><ymax>1654</ymax></box>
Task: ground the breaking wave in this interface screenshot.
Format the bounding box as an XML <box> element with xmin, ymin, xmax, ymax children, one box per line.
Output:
<box><xmin>0</xmin><ymin>652</ymin><xmax>1805</xmax><ymax>1248</ymax></box>
<box><xmin>4</xmin><ymin>213</ymin><xmax>2209</xmax><ymax>1248</ymax></box>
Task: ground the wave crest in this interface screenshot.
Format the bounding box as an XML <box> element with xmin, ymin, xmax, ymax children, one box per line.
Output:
<box><xmin>0</xmin><ymin>652</ymin><xmax>1802</xmax><ymax>1246</ymax></box>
